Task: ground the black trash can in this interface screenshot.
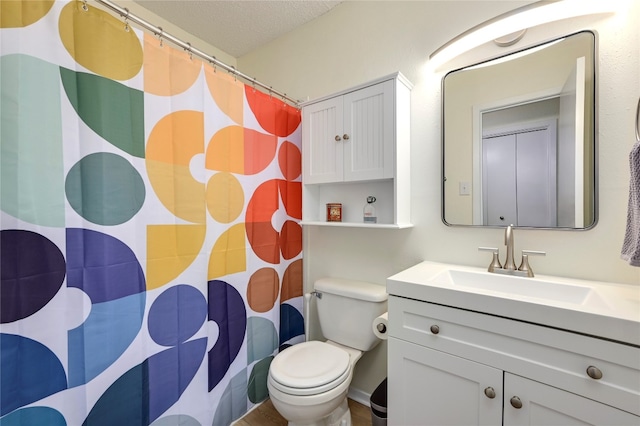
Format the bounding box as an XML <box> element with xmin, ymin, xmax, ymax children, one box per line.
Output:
<box><xmin>370</xmin><ymin>378</ymin><xmax>387</xmax><ymax>426</ymax></box>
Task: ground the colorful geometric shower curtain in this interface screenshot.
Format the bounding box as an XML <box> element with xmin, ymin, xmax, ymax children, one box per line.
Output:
<box><xmin>0</xmin><ymin>1</ymin><xmax>304</xmax><ymax>425</ymax></box>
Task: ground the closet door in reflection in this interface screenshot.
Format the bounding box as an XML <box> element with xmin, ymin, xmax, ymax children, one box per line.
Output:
<box><xmin>482</xmin><ymin>124</ymin><xmax>557</xmax><ymax>227</ymax></box>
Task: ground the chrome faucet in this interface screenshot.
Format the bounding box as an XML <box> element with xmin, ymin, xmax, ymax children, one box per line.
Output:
<box><xmin>503</xmin><ymin>224</ymin><xmax>517</xmax><ymax>271</ymax></box>
<box><xmin>478</xmin><ymin>225</ymin><xmax>546</xmax><ymax>277</ymax></box>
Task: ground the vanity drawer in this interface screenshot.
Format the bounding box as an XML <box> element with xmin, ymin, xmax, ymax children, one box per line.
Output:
<box><xmin>388</xmin><ymin>296</ymin><xmax>640</xmax><ymax>416</ymax></box>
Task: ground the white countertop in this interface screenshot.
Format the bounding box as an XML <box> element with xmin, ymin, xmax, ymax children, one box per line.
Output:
<box><xmin>387</xmin><ymin>261</ymin><xmax>640</xmax><ymax>346</ymax></box>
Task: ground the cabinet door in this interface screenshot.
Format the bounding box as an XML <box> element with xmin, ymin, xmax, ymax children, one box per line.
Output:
<box><xmin>388</xmin><ymin>337</ymin><xmax>502</xmax><ymax>426</ymax></box>
<box><xmin>504</xmin><ymin>373</ymin><xmax>640</xmax><ymax>426</ymax></box>
<box><xmin>343</xmin><ymin>80</ymin><xmax>394</xmax><ymax>182</ymax></box>
<box><xmin>302</xmin><ymin>96</ymin><xmax>344</xmax><ymax>184</ymax></box>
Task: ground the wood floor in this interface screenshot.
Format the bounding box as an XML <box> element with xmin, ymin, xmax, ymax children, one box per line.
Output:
<box><xmin>235</xmin><ymin>398</ymin><xmax>373</xmax><ymax>426</ymax></box>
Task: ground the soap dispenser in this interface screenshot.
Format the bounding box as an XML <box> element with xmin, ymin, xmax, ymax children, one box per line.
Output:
<box><xmin>363</xmin><ymin>196</ymin><xmax>377</xmax><ymax>223</ymax></box>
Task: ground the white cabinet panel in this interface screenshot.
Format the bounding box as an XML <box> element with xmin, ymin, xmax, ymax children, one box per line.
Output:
<box><xmin>302</xmin><ymin>96</ymin><xmax>343</xmax><ymax>183</ymax></box>
<box><xmin>504</xmin><ymin>374</ymin><xmax>639</xmax><ymax>426</ymax></box>
<box><xmin>388</xmin><ymin>338</ymin><xmax>502</xmax><ymax>426</ymax></box>
<box><xmin>343</xmin><ymin>80</ymin><xmax>394</xmax><ymax>182</ymax></box>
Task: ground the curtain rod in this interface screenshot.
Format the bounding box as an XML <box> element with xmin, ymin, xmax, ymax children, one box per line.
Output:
<box><xmin>92</xmin><ymin>0</ymin><xmax>300</xmax><ymax>108</ymax></box>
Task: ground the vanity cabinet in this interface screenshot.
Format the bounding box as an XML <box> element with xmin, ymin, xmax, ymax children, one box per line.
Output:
<box><xmin>387</xmin><ymin>295</ymin><xmax>640</xmax><ymax>425</ymax></box>
<box><xmin>301</xmin><ymin>73</ymin><xmax>412</xmax><ymax>228</ymax></box>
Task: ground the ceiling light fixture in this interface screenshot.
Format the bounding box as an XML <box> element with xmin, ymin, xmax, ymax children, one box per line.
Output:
<box><xmin>428</xmin><ymin>0</ymin><xmax>621</xmax><ymax>70</ymax></box>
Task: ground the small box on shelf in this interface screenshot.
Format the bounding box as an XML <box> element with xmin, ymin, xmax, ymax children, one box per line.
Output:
<box><xmin>326</xmin><ymin>203</ymin><xmax>342</xmax><ymax>222</ymax></box>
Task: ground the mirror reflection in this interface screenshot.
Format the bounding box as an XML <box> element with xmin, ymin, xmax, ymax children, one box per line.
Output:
<box><xmin>442</xmin><ymin>31</ymin><xmax>596</xmax><ymax>229</ymax></box>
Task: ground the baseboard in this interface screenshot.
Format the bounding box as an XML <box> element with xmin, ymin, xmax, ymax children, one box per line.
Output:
<box><xmin>230</xmin><ymin>399</ymin><xmax>264</xmax><ymax>425</ymax></box>
<box><xmin>347</xmin><ymin>387</ymin><xmax>371</xmax><ymax>407</ymax></box>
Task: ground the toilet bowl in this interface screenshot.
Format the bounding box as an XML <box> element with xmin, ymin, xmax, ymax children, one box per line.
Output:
<box><xmin>267</xmin><ymin>341</ymin><xmax>362</xmax><ymax>426</ymax></box>
<box><xmin>267</xmin><ymin>278</ymin><xmax>388</xmax><ymax>426</ymax></box>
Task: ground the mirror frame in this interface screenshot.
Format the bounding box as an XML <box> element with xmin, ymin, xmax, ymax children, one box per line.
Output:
<box><xmin>441</xmin><ymin>30</ymin><xmax>598</xmax><ymax>230</ymax></box>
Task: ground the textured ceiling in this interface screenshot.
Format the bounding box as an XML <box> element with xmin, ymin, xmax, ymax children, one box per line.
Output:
<box><xmin>133</xmin><ymin>1</ymin><xmax>343</xmax><ymax>57</ymax></box>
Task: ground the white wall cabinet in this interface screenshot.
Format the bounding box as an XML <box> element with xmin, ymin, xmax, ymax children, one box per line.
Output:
<box><xmin>301</xmin><ymin>73</ymin><xmax>412</xmax><ymax>228</ymax></box>
<box><xmin>303</xmin><ymin>80</ymin><xmax>394</xmax><ymax>184</ymax></box>
<box><xmin>387</xmin><ymin>296</ymin><xmax>640</xmax><ymax>425</ymax></box>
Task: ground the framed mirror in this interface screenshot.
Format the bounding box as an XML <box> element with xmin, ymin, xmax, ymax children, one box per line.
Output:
<box><xmin>442</xmin><ymin>31</ymin><xmax>597</xmax><ymax>229</ymax></box>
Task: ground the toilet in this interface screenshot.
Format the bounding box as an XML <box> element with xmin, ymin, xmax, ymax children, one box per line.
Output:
<box><xmin>268</xmin><ymin>278</ymin><xmax>388</xmax><ymax>426</ymax></box>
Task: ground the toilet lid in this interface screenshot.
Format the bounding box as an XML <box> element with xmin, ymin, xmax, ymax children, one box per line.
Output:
<box><xmin>270</xmin><ymin>341</ymin><xmax>350</xmax><ymax>389</ymax></box>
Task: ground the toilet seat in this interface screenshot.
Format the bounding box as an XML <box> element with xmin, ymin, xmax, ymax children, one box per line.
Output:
<box><xmin>269</xmin><ymin>341</ymin><xmax>351</xmax><ymax>396</ymax></box>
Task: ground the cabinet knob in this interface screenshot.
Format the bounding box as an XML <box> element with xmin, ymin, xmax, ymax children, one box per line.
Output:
<box><xmin>586</xmin><ymin>365</ymin><xmax>603</xmax><ymax>380</ymax></box>
<box><xmin>430</xmin><ymin>325</ymin><xmax>440</xmax><ymax>334</ymax></box>
<box><xmin>484</xmin><ymin>387</ymin><xmax>496</xmax><ymax>399</ymax></box>
<box><xmin>510</xmin><ymin>396</ymin><xmax>523</xmax><ymax>409</ymax></box>
<box><xmin>335</xmin><ymin>135</ymin><xmax>342</xmax><ymax>141</ymax></box>
<box><xmin>343</xmin><ymin>134</ymin><xmax>350</xmax><ymax>140</ymax></box>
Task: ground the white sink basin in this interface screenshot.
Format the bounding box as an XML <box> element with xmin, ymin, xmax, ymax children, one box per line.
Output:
<box><xmin>387</xmin><ymin>261</ymin><xmax>640</xmax><ymax>346</ymax></box>
<box><xmin>438</xmin><ymin>269</ymin><xmax>594</xmax><ymax>304</ymax></box>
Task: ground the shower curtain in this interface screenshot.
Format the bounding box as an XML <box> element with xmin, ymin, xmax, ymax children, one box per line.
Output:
<box><xmin>0</xmin><ymin>1</ymin><xmax>304</xmax><ymax>425</ymax></box>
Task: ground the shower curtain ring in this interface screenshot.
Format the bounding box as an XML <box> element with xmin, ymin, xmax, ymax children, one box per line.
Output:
<box><xmin>269</xmin><ymin>87</ymin><xmax>273</xmax><ymax>99</ymax></box>
<box><xmin>186</xmin><ymin>42</ymin><xmax>193</xmax><ymax>60</ymax></box>
<box><xmin>123</xmin><ymin>8</ymin><xmax>130</xmax><ymax>32</ymax></box>
<box><xmin>81</xmin><ymin>0</ymin><xmax>89</xmax><ymax>12</ymax></box>
<box><xmin>252</xmin><ymin>78</ymin><xmax>257</xmax><ymax>93</ymax></box>
<box><xmin>158</xmin><ymin>27</ymin><xmax>164</xmax><ymax>47</ymax></box>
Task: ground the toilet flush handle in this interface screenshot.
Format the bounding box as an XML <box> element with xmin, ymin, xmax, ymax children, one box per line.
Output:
<box><xmin>304</xmin><ymin>293</ymin><xmax>312</xmax><ymax>342</ymax></box>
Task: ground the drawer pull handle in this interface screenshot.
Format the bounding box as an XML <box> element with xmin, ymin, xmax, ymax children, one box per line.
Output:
<box><xmin>586</xmin><ymin>366</ymin><xmax>603</xmax><ymax>380</ymax></box>
<box><xmin>335</xmin><ymin>135</ymin><xmax>342</xmax><ymax>141</ymax></box>
<box><xmin>430</xmin><ymin>325</ymin><xmax>440</xmax><ymax>334</ymax></box>
<box><xmin>484</xmin><ymin>387</ymin><xmax>496</xmax><ymax>399</ymax></box>
<box><xmin>510</xmin><ymin>396</ymin><xmax>523</xmax><ymax>409</ymax></box>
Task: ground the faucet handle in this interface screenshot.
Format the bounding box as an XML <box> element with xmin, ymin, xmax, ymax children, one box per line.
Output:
<box><xmin>479</xmin><ymin>247</ymin><xmax>502</xmax><ymax>272</ymax></box>
<box><xmin>518</xmin><ymin>250</ymin><xmax>546</xmax><ymax>277</ymax></box>
<box><xmin>522</xmin><ymin>250</ymin><xmax>546</xmax><ymax>255</ymax></box>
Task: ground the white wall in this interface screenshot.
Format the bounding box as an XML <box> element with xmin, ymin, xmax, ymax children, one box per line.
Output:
<box><xmin>239</xmin><ymin>0</ymin><xmax>640</xmax><ymax>396</ymax></box>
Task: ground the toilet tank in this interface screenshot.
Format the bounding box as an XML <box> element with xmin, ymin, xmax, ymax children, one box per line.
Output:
<box><xmin>314</xmin><ymin>278</ymin><xmax>388</xmax><ymax>351</ymax></box>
